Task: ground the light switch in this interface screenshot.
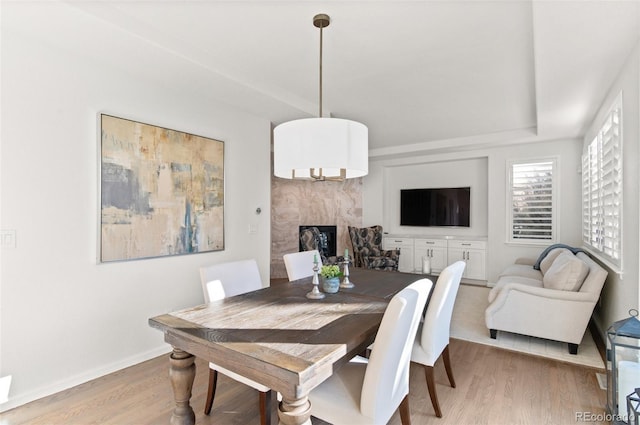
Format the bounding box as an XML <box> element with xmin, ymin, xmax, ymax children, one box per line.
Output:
<box><xmin>249</xmin><ymin>224</ymin><xmax>258</xmax><ymax>234</ymax></box>
<box><xmin>0</xmin><ymin>230</ymin><xmax>16</xmax><ymax>248</ymax></box>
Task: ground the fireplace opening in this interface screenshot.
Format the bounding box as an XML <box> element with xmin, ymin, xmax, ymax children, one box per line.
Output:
<box><xmin>299</xmin><ymin>225</ymin><xmax>337</xmax><ymax>258</ymax></box>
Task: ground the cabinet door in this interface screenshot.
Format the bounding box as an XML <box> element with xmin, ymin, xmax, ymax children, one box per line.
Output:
<box><xmin>447</xmin><ymin>248</ymin><xmax>486</xmax><ymax>280</ymax></box>
<box><xmin>397</xmin><ymin>245</ymin><xmax>414</xmax><ymax>273</ymax></box>
<box><xmin>464</xmin><ymin>249</ymin><xmax>485</xmax><ymax>280</ymax></box>
<box><xmin>430</xmin><ymin>246</ymin><xmax>448</xmax><ymax>273</ymax></box>
<box><xmin>413</xmin><ymin>239</ymin><xmax>447</xmax><ymax>274</ymax></box>
<box><xmin>447</xmin><ymin>248</ymin><xmax>466</xmax><ymax>264</ymax></box>
<box><xmin>382</xmin><ymin>238</ymin><xmax>414</xmax><ymax>273</ymax></box>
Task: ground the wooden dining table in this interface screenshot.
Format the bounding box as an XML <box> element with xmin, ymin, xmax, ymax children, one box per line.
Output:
<box><xmin>148</xmin><ymin>268</ymin><xmax>429</xmax><ymax>425</ymax></box>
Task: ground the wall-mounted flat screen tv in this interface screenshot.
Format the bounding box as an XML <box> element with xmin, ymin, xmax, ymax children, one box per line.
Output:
<box><xmin>400</xmin><ymin>187</ymin><xmax>470</xmax><ymax>227</ymax></box>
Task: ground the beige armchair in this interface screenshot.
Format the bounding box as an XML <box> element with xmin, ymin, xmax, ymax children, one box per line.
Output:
<box><xmin>485</xmin><ymin>250</ymin><xmax>608</xmax><ymax>354</ymax></box>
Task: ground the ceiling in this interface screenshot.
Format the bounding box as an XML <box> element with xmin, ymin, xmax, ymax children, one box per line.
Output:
<box><xmin>8</xmin><ymin>1</ymin><xmax>640</xmax><ymax>158</ymax></box>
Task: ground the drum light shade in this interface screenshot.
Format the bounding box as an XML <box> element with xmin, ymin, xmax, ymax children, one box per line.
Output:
<box><xmin>273</xmin><ymin>14</ymin><xmax>369</xmax><ymax>181</ymax></box>
<box><xmin>273</xmin><ymin>117</ymin><xmax>368</xmax><ymax>180</ymax></box>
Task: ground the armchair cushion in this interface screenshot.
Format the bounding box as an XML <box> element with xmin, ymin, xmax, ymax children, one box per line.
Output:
<box><xmin>542</xmin><ymin>251</ymin><xmax>589</xmax><ymax>292</ymax></box>
<box><xmin>539</xmin><ymin>247</ymin><xmax>571</xmax><ymax>274</ymax></box>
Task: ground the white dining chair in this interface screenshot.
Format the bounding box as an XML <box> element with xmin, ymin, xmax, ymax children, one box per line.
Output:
<box><xmin>283</xmin><ymin>250</ymin><xmax>322</xmax><ymax>281</ymax></box>
<box><xmin>308</xmin><ymin>278</ymin><xmax>433</xmax><ymax>425</ymax></box>
<box><xmin>199</xmin><ymin>260</ymin><xmax>272</xmax><ymax>425</ymax></box>
<box><xmin>410</xmin><ymin>260</ymin><xmax>465</xmax><ymax>418</ymax></box>
<box><xmin>200</xmin><ymin>258</ymin><xmax>263</xmax><ymax>300</ymax></box>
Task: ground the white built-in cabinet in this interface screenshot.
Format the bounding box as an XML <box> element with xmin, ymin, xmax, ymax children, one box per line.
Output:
<box><xmin>382</xmin><ymin>236</ymin><xmax>487</xmax><ymax>281</ymax></box>
<box><xmin>381</xmin><ymin>237</ymin><xmax>414</xmax><ymax>273</ymax></box>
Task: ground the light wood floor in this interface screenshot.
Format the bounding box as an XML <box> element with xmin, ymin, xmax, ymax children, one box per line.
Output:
<box><xmin>0</xmin><ymin>338</ymin><xmax>607</xmax><ymax>425</ymax></box>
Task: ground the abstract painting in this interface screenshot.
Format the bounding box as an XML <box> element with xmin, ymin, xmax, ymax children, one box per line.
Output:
<box><xmin>100</xmin><ymin>114</ymin><xmax>224</xmax><ymax>262</ymax></box>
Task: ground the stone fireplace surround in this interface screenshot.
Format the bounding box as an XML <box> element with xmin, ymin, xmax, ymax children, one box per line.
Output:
<box><xmin>270</xmin><ymin>172</ymin><xmax>362</xmax><ymax>280</ymax></box>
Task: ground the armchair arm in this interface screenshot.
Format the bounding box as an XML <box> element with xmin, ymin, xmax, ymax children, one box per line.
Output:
<box><xmin>379</xmin><ymin>248</ymin><xmax>400</xmax><ymax>260</ymax></box>
<box><xmin>362</xmin><ymin>249</ymin><xmax>400</xmax><ymax>271</ymax></box>
<box><xmin>485</xmin><ymin>283</ymin><xmax>598</xmax><ymax>344</ymax></box>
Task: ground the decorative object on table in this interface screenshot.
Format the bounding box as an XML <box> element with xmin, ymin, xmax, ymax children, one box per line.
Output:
<box><xmin>100</xmin><ymin>114</ymin><xmax>224</xmax><ymax>262</ymax></box>
<box><xmin>273</xmin><ymin>14</ymin><xmax>368</xmax><ymax>181</ymax></box>
<box><xmin>628</xmin><ymin>388</ymin><xmax>640</xmax><ymax>425</ymax></box>
<box><xmin>320</xmin><ymin>264</ymin><xmax>342</xmax><ymax>294</ymax></box>
<box><xmin>306</xmin><ymin>254</ymin><xmax>325</xmax><ymax>299</ymax></box>
<box><xmin>341</xmin><ymin>248</ymin><xmax>354</xmax><ymax>289</ymax></box>
<box><xmin>422</xmin><ymin>255</ymin><xmax>432</xmax><ymax>274</ymax></box>
<box><xmin>347</xmin><ymin>225</ymin><xmax>400</xmax><ymax>271</ymax></box>
<box><xmin>606</xmin><ymin>309</ymin><xmax>640</xmax><ymax>423</ymax></box>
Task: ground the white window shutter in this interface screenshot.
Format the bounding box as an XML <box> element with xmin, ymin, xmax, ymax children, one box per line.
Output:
<box><xmin>581</xmin><ymin>95</ymin><xmax>622</xmax><ymax>268</ymax></box>
<box><xmin>509</xmin><ymin>159</ymin><xmax>556</xmax><ymax>242</ymax></box>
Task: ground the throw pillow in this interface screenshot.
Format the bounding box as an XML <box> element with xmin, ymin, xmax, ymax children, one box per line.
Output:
<box><xmin>543</xmin><ymin>252</ymin><xmax>590</xmax><ymax>291</ymax></box>
<box><xmin>540</xmin><ymin>248</ymin><xmax>571</xmax><ymax>275</ymax></box>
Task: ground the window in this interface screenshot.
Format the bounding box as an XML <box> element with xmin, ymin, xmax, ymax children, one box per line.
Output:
<box><xmin>582</xmin><ymin>94</ymin><xmax>622</xmax><ymax>269</ymax></box>
<box><xmin>508</xmin><ymin>159</ymin><xmax>556</xmax><ymax>243</ymax></box>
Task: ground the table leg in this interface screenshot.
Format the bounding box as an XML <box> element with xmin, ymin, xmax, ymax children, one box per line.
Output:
<box><xmin>169</xmin><ymin>347</ymin><xmax>196</xmax><ymax>425</ymax></box>
<box><xmin>278</xmin><ymin>396</ymin><xmax>312</xmax><ymax>425</ymax></box>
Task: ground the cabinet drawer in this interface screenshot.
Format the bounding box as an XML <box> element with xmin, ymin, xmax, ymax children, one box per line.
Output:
<box><xmin>448</xmin><ymin>240</ymin><xmax>486</xmax><ymax>250</ymax></box>
<box><xmin>414</xmin><ymin>238</ymin><xmax>447</xmax><ymax>248</ymax></box>
<box><xmin>383</xmin><ymin>238</ymin><xmax>413</xmax><ymax>248</ymax></box>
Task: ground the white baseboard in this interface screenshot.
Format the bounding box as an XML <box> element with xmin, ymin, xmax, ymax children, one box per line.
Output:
<box><xmin>0</xmin><ymin>345</ymin><xmax>171</xmax><ymax>413</ymax></box>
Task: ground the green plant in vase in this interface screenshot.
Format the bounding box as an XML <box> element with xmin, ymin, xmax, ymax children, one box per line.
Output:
<box><xmin>320</xmin><ymin>265</ymin><xmax>342</xmax><ymax>294</ymax></box>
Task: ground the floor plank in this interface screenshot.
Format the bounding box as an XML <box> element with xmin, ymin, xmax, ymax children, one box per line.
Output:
<box><xmin>0</xmin><ymin>339</ymin><xmax>607</xmax><ymax>425</ymax></box>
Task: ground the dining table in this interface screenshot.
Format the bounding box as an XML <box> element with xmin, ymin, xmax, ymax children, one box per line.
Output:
<box><xmin>148</xmin><ymin>267</ymin><xmax>431</xmax><ymax>425</ymax></box>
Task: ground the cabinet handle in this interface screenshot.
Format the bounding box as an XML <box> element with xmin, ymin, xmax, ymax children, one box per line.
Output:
<box><xmin>462</xmin><ymin>243</ymin><xmax>471</xmax><ymax>246</ymax></box>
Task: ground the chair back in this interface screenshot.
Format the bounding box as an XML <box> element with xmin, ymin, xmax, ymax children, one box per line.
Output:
<box><xmin>299</xmin><ymin>227</ymin><xmax>322</xmax><ymax>252</ymax></box>
<box><xmin>348</xmin><ymin>225</ymin><xmax>384</xmax><ymax>268</ymax></box>
<box><xmin>360</xmin><ymin>278</ymin><xmax>432</xmax><ymax>422</ymax></box>
<box><xmin>283</xmin><ymin>250</ymin><xmax>322</xmax><ymax>281</ymax></box>
<box><xmin>199</xmin><ymin>259</ymin><xmax>262</xmax><ymax>301</ymax></box>
<box><xmin>205</xmin><ymin>280</ymin><xmax>227</xmax><ymax>302</ymax></box>
<box><xmin>418</xmin><ymin>261</ymin><xmax>465</xmax><ymax>362</ymax></box>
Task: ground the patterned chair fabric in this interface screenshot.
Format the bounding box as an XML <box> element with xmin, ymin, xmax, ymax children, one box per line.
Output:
<box><xmin>299</xmin><ymin>227</ymin><xmax>342</xmax><ymax>265</ymax></box>
<box><xmin>348</xmin><ymin>225</ymin><xmax>400</xmax><ymax>271</ymax></box>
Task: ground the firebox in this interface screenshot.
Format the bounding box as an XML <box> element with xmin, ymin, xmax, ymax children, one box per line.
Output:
<box><xmin>299</xmin><ymin>225</ymin><xmax>337</xmax><ymax>258</ymax></box>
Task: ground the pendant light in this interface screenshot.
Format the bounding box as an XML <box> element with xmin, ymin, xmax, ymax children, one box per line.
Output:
<box><xmin>273</xmin><ymin>14</ymin><xmax>368</xmax><ymax>181</ymax></box>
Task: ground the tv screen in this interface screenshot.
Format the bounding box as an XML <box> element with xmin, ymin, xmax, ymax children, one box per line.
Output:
<box><xmin>400</xmin><ymin>187</ymin><xmax>470</xmax><ymax>227</ymax></box>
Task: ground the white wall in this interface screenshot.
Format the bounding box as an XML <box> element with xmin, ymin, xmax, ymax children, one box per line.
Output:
<box><xmin>0</xmin><ymin>6</ymin><xmax>271</xmax><ymax>410</ymax></box>
<box><xmin>364</xmin><ymin>139</ymin><xmax>583</xmax><ymax>283</ymax></box>
<box><xmin>382</xmin><ymin>157</ymin><xmax>488</xmax><ymax>237</ymax></box>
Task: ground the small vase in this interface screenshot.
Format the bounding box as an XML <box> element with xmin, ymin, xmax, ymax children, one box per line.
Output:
<box><xmin>322</xmin><ymin>277</ymin><xmax>340</xmax><ymax>294</ymax></box>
